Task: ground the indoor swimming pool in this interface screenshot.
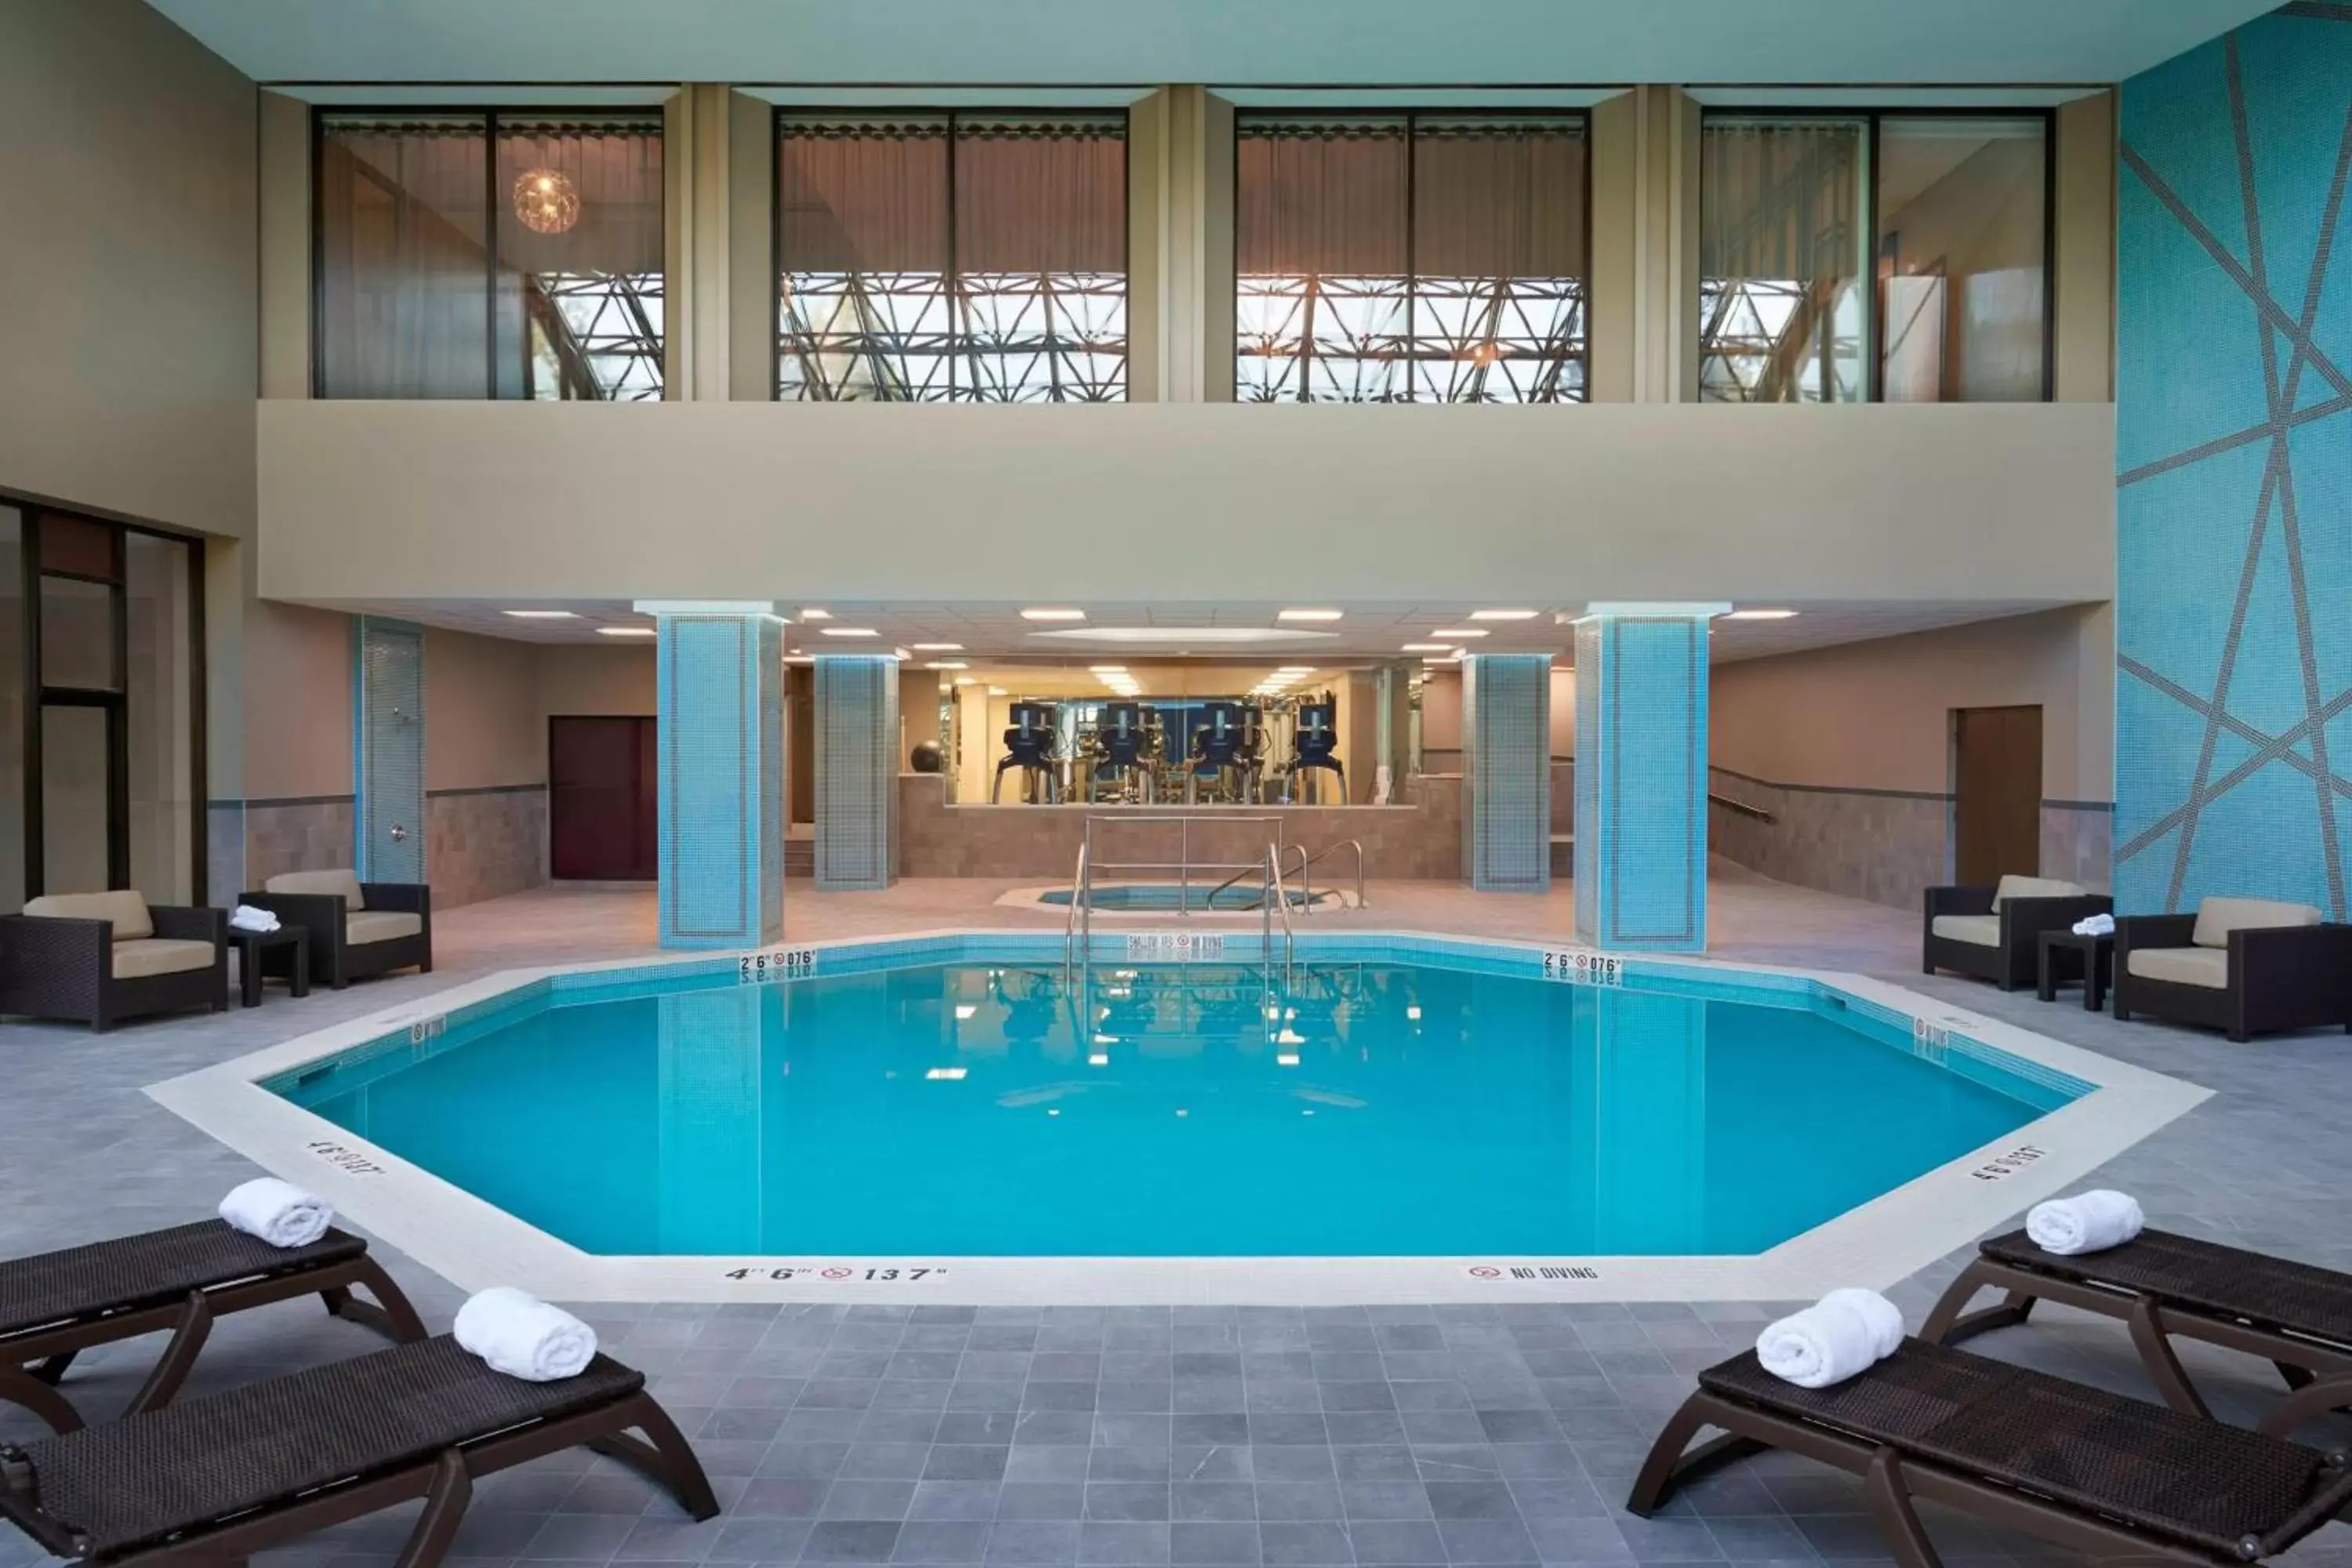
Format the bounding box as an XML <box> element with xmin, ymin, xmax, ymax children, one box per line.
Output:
<box><xmin>263</xmin><ymin>951</ymin><xmax>2082</xmax><ymax>1261</ymax></box>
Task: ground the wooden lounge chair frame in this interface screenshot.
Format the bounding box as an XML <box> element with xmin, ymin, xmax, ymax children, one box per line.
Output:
<box><xmin>0</xmin><ymin>1338</ymin><xmax>717</xmax><ymax>1568</ymax></box>
<box><xmin>1630</xmin><ymin>1341</ymin><xmax>2352</xmax><ymax>1568</ymax></box>
<box><xmin>1</xmin><ymin>1221</ymin><xmax>427</xmax><ymax>1433</ymax></box>
<box><xmin>1922</xmin><ymin>1227</ymin><xmax>2352</xmax><ymax>1419</ymax></box>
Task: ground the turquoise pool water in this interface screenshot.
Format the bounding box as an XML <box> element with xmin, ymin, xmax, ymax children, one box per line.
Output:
<box><xmin>274</xmin><ymin>958</ymin><xmax>2073</xmax><ymax>1258</ymax></box>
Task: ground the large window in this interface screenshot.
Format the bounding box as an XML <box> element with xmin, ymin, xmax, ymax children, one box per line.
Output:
<box><xmin>316</xmin><ymin>111</ymin><xmax>666</xmax><ymax>400</ymax></box>
<box><xmin>1699</xmin><ymin>111</ymin><xmax>2049</xmax><ymax>403</ymax></box>
<box><xmin>1236</xmin><ymin>114</ymin><xmax>1588</xmax><ymax>403</ymax></box>
<box><xmin>776</xmin><ymin>113</ymin><xmax>1128</xmax><ymax>401</ymax></box>
<box><xmin>0</xmin><ymin>506</ymin><xmax>203</xmax><ymax>911</ymax></box>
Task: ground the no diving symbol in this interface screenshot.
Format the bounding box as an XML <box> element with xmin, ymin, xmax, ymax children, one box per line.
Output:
<box><xmin>821</xmin><ymin>1267</ymin><xmax>853</xmax><ymax>1279</ymax></box>
<box><xmin>1468</xmin><ymin>1265</ymin><xmax>1503</xmax><ymax>1279</ymax></box>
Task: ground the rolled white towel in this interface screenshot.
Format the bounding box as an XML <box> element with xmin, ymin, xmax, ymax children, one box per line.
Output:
<box><xmin>456</xmin><ymin>1287</ymin><xmax>597</xmax><ymax>1381</ymax></box>
<box><xmin>230</xmin><ymin>904</ymin><xmax>281</xmax><ymax>933</ymax></box>
<box><xmin>2027</xmin><ymin>1190</ymin><xmax>2143</xmax><ymax>1256</ymax></box>
<box><xmin>219</xmin><ymin>1177</ymin><xmax>333</xmax><ymax>1248</ymax></box>
<box><xmin>2070</xmin><ymin>913</ymin><xmax>2115</xmax><ymax>937</ymax></box>
<box><xmin>1755</xmin><ymin>1290</ymin><xmax>1905</xmax><ymax>1389</ymax></box>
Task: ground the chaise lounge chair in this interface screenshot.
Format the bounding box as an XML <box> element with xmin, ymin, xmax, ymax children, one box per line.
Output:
<box><xmin>1922</xmin><ymin>876</ymin><xmax>2110</xmax><ymax>992</ymax></box>
<box><xmin>1630</xmin><ymin>1340</ymin><xmax>2352</xmax><ymax>1568</ymax></box>
<box><xmin>0</xmin><ymin>1219</ymin><xmax>426</xmax><ymax>1433</ymax></box>
<box><xmin>0</xmin><ymin>1334</ymin><xmax>716</xmax><ymax>1568</ymax></box>
<box><xmin>1922</xmin><ymin>1226</ymin><xmax>2352</xmax><ymax>1418</ymax></box>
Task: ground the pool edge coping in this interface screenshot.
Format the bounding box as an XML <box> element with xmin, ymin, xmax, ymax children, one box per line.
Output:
<box><xmin>144</xmin><ymin>927</ymin><xmax>2213</xmax><ymax>1308</ymax></box>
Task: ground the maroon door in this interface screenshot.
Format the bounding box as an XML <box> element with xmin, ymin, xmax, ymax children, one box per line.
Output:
<box><xmin>550</xmin><ymin>717</ymin><xmax>657</xmax><ymax>880</ymax></box>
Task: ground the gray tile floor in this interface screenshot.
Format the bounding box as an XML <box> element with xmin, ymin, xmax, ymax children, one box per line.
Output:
<box><xmin>4</xmin><ymin>880</ymin><xmax>2350</xmax><ymax>1568</ymax></box>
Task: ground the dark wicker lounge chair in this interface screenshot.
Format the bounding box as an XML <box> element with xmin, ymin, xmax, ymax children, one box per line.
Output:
<box><xmin>2111</xmin><ymin>898</ymin><xmax>2352</xmax><ymax>1040</ymax></box>
<box><xmin>1922</xmin><ymin>877</ymin><xmax>2111</xmax><ymax>992</ymax></box>
<box><xmin>1631</xmin><ymin>1340</ymin><xmax>2352</xmax><ymax>1568</ymax></box>
<box><xmin>239</xmin><ymin>869</ymin><xmax>431</xmax><ymax>990</ymax></box>
<box><xmin>0</xmin><ymin>1220</ymin><xmax>426</xmax><ymax>1433</ymax></box>
<box><xmin>1922</xmin><ymin>1227</ymin><xmax>2352</xmax><ymax>1418</ymax></box>
<box><xmin>0</xmin><ymin>893</ymin><xmax>227</xmax><ymax>1032</ymax></box>
<box><xmin>0</xmin><ymin>1336</ymin><xmax>715</xmax><ymax>1568</ymax></box>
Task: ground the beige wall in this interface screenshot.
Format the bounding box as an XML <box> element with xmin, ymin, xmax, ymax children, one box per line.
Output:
<box><xmin>537</xmin><ymin>643</ymin><xmax>657</xmax><ymax>717</ymax></box>
<box><xmin>424</xmin><ymin>628</ymin><xmax>543</xmax><ymax>790</ymax></box>
<box><xmin>2054</xmin><ymin>91</ymin><xmax>2117</xmax><ymax>404</ymax></box>
<box><xmin>0</xmin><ymin>0</ymin><xmax>256</xmax><ymax>535</ymax></box>
<box><xmin>259</xmin><ymin>401</ymin><xmax>2115</xmax><ymax>604</ymax></box>
<box><xmin>1710</xmin><ymin>604</ymin><xmax>2114</xmax><ymax>802</ymax></box>
<box><xmin>241</xmin><ymin>600</ymin><xmax>354</xmax><ymax>798</ymax></box>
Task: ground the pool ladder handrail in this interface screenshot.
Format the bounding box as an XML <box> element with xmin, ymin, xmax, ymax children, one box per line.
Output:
<box><xmin>1063</xmin><ymin>838</ymin><xmax>1089</xmax><ymax>973</ymax></box>
<box><xmin>1264</xmin><ymin>841</ymin><xmax>1295</xmax><ymax>983</ymax></box>
<box><xmin>1294</xmin><ymin>838</ymin><xmax>1367</xmax><ymax>910</ymax></box>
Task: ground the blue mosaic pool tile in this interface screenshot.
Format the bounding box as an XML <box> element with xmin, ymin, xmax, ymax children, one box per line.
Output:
<box><xmin>1461</xmin><ymin>655</ymin><xmax>1554</xmax><ymax>892</ymax></box>
<box><xmin>1573</xmin><ymin>614</ymin><xmax>1712</xmax><ymax>952</ymax></box>
<box><xmin>815</xmin><ymin>655</ymin><xmax>899</xmax><ymax>891</ymax></box>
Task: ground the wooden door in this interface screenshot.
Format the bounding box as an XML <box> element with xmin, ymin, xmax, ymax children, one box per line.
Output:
<box><xmin>1953</xmin><ymin>705</ymin><xmax>2042</xmax><ymax>886</ymax></box>
<box><xmin>549</xmin><ymin>717</ymin><xmax>656</xmax><ymax>880</ymax></box>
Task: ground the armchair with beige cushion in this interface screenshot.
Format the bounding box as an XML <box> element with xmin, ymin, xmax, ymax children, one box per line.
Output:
<box><xmin>238</xmin><ymin>869</ymin><xmax>431</xmax><ymax>990</ymax></box>
<box><xmin>0</xmin><ymin>891</ymin><xmax>227</xmax><ymax>1030</ymax></box>
<box><xmin>1922</xmin><ymin>874</ymin><xmax>2111</xmax><ymax>991</ymax></box>
<box><xmin>2112</xmin><ymin>896</ymin><xmax>2352</xmax><ymax>1040</ymax></box>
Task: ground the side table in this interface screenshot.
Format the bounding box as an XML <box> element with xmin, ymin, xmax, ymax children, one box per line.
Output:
<box><xmin>230</xmin><ymin>925</ymin><xmax>310</xmax><ymax>1008</ymax></box>
<box><xmin>2038</xmin><ymin>929</ymin><xmax>2114</xmax><ymax>1012</ymax></box>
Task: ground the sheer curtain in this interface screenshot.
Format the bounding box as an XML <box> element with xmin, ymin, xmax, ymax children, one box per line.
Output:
<box><xmin>1698</xmin><ymin>118</ymin><xmax>1868</xmax><ymax>402</ymax></box>
<box><xmin>1236</xmin><ymin>115</ymin><xmax>1585</xmax><ymax>403</ymax></box>
<box><xmin>777</xmin><ymin>114</ymin><xmax>1125</xmax><ymax>401</ymax></box>
<box><xmin>317</xmin><ymin>116</ymin><xmax>492</xmax><ymax>398</ymax></box>
<box><xmin>495</xmin><ymin>117</ymin><xmax>666</xmax><ymax>401</ymax></box>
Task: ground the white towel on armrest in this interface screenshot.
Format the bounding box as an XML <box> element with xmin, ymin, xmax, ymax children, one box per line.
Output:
<box><xmin>456</xmin><ymin>1287</ymin><xmax>598</xmax><ymax>1381</ymax></box>
<box><xmin>1755</xmin><ymin>1289</ymin><xmax>1905</xmax><ymax>1389</ymax></box>
<box><xmin>219</xmin><ymin>1178</ymin><xmax>332</xmax><ymax>1248</ymax></box>
<box><xmin>2027</xmin><ymin>1190</ymin><xmax>2143</xmax><ymax>1256</ymax></box>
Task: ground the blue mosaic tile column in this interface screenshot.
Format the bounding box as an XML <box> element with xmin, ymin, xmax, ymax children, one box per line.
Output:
<box><xmin>656</xmin><ymin>986</ymin><xmax>769</xmax><ymax>1251</ymax></box>
<box><xmin>1461</xmin><ymin>654</ymin><xmax>1554</xmax><ymax>891</ymax></box>
<box><xmin>815</xmin><ymin>655</ymin><xmax>900</xmax><ymax>891</ymax></box>
<box><xmin>1572</xmin><ymin>604</ymin><xmax>1726</xmax><ymax>952</ymax></box>
<box><xmin>645</xmin><ymin>603</ymin><xmax>785</xmax><ymax>951</ymax></box>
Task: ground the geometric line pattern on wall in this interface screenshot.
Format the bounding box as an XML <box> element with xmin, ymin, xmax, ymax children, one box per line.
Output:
<box><xmin>2115</xmin><ymin>8</ymin><xmax>2352</xmax><ymax>920</ymax></box>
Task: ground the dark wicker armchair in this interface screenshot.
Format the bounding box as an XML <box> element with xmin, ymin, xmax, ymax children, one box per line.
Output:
<box><xmin>2113</xmin><ymin>898</ymin><xmax>2352</xmax><ymax>1040</ymax></box>
<box><xmin>1922</xmin><ymin>876</ymin><xmax>2111</xmax><ymax>991</ymax></box>
<box><xmin>240</xmin><ymin>870</ymin><xmax>431</xmax><ymax>990</ymax></box>
<box><xmin>0</xmin><ymin>893</ymin><xmax>227</xmax><ymax>1031</ymax></box>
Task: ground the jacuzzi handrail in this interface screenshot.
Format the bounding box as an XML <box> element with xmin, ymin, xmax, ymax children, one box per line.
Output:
<box><xmin>1063</xmin><ymin>838</ymin><xmax>1088</xmax><ymax>973</ymax></box>
<box><xmin>1266</xmin><ymin>842</ymin><xmax>1295</xmax><ymax>982</ymax></box>
<box><xmin>1295</xmin><ymin>839</ymin><xmax>1367</xmax><ymax>911</ymax></box>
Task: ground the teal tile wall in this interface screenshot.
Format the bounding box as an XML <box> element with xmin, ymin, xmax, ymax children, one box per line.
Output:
<box><xmin>1573</xmin><ymin>615</ymin><xmax>1711</xmax><ymax>951</ymax></box>
<box><xmin>815</xmin><ymin>655</ymin><xmax>900</xmax><ymax>891</ymax></box>
<box><xmin>1461</xmin><ymin>654</ymin><xmax>1552</xmax><ymax>891</ymax></box>
<box><xmin>656</xmin><ymin>613</ymin><xmax>786</xmax><ymax>949</ymax></box>
<box><xmin>2117</xmin><ymin>5</ymin><xmax>2352</xmax><ymax>918</ymax></box>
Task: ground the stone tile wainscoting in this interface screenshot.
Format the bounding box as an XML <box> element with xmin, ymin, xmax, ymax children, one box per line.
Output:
<box><xmin>1708</xmin><ymin>767</ymin><xmax>2114</xmax><ymax>910</ymax></box>
<box><xmin>214</xmin><ymin>795</ymin><xmax>358</xmax><ymax>898</ymax></box>
<box><xmin>426</xmin><ymin>784</ymin><xmax>550</xmax><ymax>909</ymax></box>
<box><xmin>898</xmin><ymin>772</ymin><xmax>1464</xmax><ymax>880</ymax></box>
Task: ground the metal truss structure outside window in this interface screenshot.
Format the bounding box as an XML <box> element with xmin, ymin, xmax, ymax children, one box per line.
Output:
<box><xmin>775</xmin><ymin>114</ymin><xmax>1127</xmax><ymax>402</ymax></box>
<box><xmin>1236</xmin><ymin>114</ymin><xmax>1588</xmax><ymax>404</ymax></box>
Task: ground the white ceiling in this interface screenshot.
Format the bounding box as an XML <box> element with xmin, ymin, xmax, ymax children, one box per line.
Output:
<box><xmin>309</xmin><ymin>597</ymin><xmax>2078</xmax><ymax>667</ymax></box>
<box><xmin>143</xmin><ymin>0</ymin><xmax>2266</xmax><ymax>86</ymax></box>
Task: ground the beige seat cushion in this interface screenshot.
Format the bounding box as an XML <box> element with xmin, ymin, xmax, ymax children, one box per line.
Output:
<box><xmin>2192</xmin><ymin>896</ymin><xmax>2322</xmax><ymax>949</ymax></box>
<box><xmin>266</xmin><ymin>869</ymin><xmax>366</xmax><ymax>910</ymax></box>
<box><xmin>24</xmin><ymin>891</ymin><xmax>154</xmax><ymax>942</ymax></box>
<box><xmin>111</xmin><ymin>937</ymin><xmax>216</xmax><ymax>980</ymax></box>
<box><xmin>2126</xmin><ymin>946</ymin><xmax>2231</xmax><ymax>989</ymax></box>
<box><xmin>1931</xmin><ymin>914</ymin><xmax>2002</xmax><ymax>947</ymax></box>
<box><xmin>1993</xmin><ymin>875</ymin><xmax>2085</xmax><ymax>907</ymax></box>
<box><xmin>347</xmin><ymin>910</ymin><xmax>423</xmax><ymax>947</ymax></box>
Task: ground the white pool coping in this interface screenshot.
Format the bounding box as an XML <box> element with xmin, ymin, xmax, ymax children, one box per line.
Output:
<box><xmin>147</xmin><ymin>928</ymin><xmax>2211</xmax><ymax>1307</ymax></box>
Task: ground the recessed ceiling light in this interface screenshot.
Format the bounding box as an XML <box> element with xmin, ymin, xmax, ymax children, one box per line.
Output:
<box><xmin>799</xmin><ymin>608</ymin><xmax>833</xmax><ymax>620</ymax></box>
<box><xmin>893</xmin><ymin>648</ymin><xmax>912</xmax><ymax>660</ymax></box>
<box><xmin>988</xmin><ymin>686</ymin><xmax>1008</xmax><ymax>696</ymax></box>
<box><xmin>597</xmin><ymin>626</ymin><xmax>656</xmax><ymax>637</ymax></box>
<box><xmin>1726</xmin><ymin>608</ymin><xmax>1800</xmax><ymax>620</ymax></box>
<box><xmin>1401</xmin><ymin>642</ymin><xmax>1452</xmax><ymax>653</ymax></box>
<box><xmin>1090</xmin><ymin>665</ymin><xmax>1127</xmax><ymax>674</ymax></box>
<box><xmin>503</xmin><ymin>609</ymin><xmax>577</xmax><ymax>619</ymax></box>
<box><xmin>1021</xmin><ymin>608</ymin><xmax>1086</xmax><ymax>622</ymax></box>
<box><xmin>820</xmin><ymin>626</ymin><xmax>880</xmax><ymax>637</ymax></box>
<box><xmin>954</xmin><ymin>676</ymin><xmax>977</xmax><ymax>685</ymax></box>
<box><xmin>1278</xmin><ymin>608</ymin><xmax>1344</xmax><ymax>622</ymax></box>
<box><xmin>1032</xmin><ymin>626</ymin><xmax>1335</xmax><ymax>645</ymax></box>
<box><xmin>1430</xmin><ymin>628</ymin><xmax>1490</xmax><ymax>638</ymax></box>
<box><xmin>1469</xmin><ymin>608</ymin><xmax>1540</xmax><ymax>621</ymax></box>
<box><xmin>912</xmin><ymin>641</ymin><xmax>964</xmax><ymax>652</ymax></box>
<box><xmin>1276</xmin><ymin>666</ymin><xmax>1316</xmax><ymax>674</ymax></box>
<box><xmin>926</xmin><ymin>660</ymin><xmax>968</xmax><ymax>670</ymax></box>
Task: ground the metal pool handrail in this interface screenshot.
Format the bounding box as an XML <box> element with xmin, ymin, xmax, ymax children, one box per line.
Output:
<box><xmin>1084</xmin><ymin>813</ymin><xmax>1281</xmax><ymax>916</ymax></box>
<box><xmin>1265</xmin><ymin>841</ymin><xmax>1295</xmax><ymax>982</ymax></box>
<box><xmin>1294</xmin><ymin>838</ymin><xmax>1368</xmax><ymax>910</ymax></box>
<box><xmin>1063</xmin><ymin>838</ymin><xmax>1088</xmax><ymax>972</ymax></box>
